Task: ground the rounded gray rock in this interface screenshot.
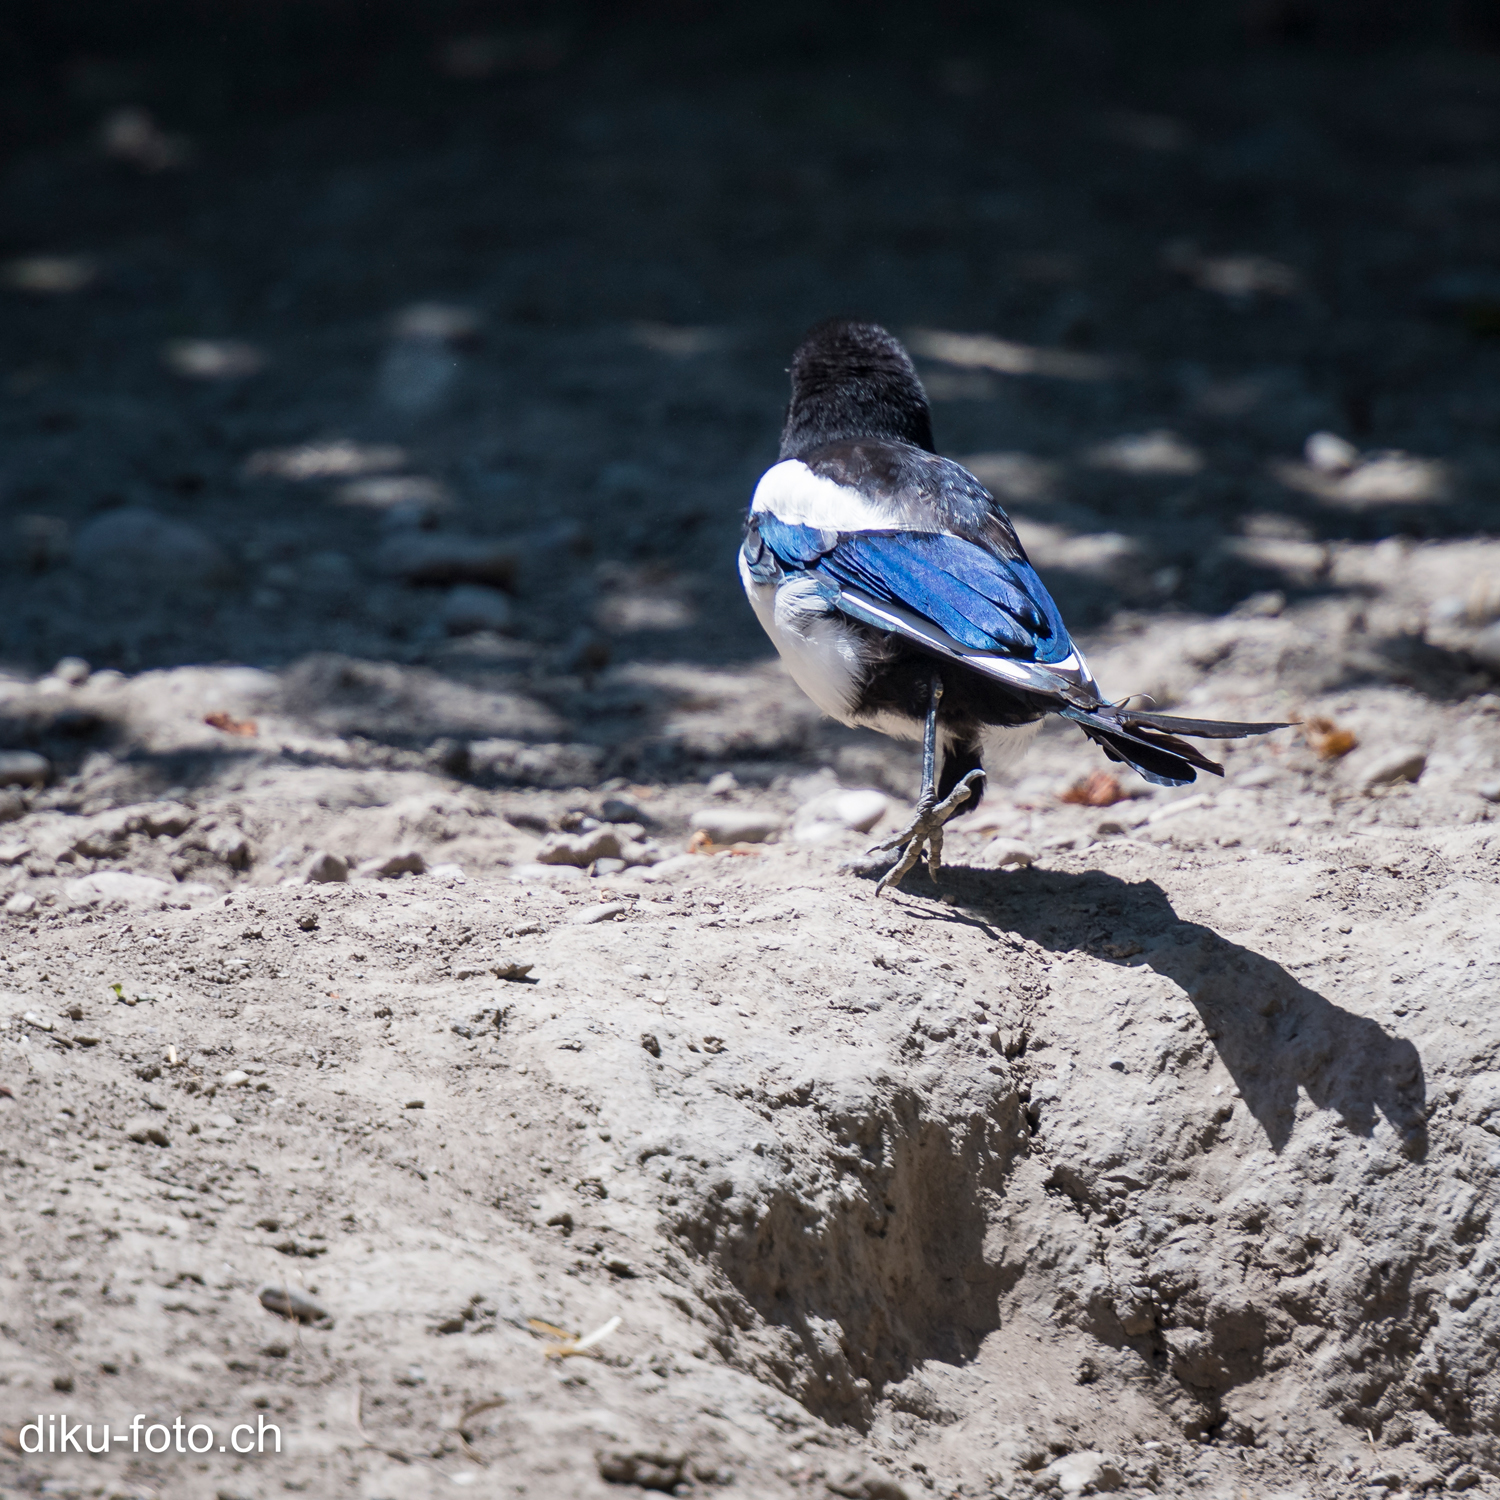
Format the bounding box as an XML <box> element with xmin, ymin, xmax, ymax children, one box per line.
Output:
<box><xmin>689</xmin><ymin>807</ymin><xmax>784</xmax><ymax>844</ymax></box>
<box><xmin>1358</xmin><ymin>746</ymin><xmax>1427</xmax><ymax>791</ymax></box>
<box><xmin>440</xmin><ymin>584</ymin><xmax>514</xmax><ymax>635</ymax></box>
<box><xmin>0</xmin><ymin>751</ymin><xmax>49</xmax><ymax>788</ymax></box>
<box><xmin>301</xmin><ymin>849</ymin><xmax>348</xmax><ymax>883</ymax></box>
<box><xmin>1473</xmin><ymin>620</ymin><xmax>1500</xmax><ymax>674</ymax></box>
<box><xmin>73</xmin><ymin>507</ymin><xmax>232</xmax><ymax>589</ymax></box>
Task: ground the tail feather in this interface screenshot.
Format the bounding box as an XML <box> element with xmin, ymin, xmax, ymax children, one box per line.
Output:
<box><xmin>1114</xmin><ymin>709</ymin><xmax>1297</xmax><ymax>740</ymax></box>
<box><xmin>1061</xmin><ymin>704</ymin><xmax>1292</xmax><ymax>787</ymax></box>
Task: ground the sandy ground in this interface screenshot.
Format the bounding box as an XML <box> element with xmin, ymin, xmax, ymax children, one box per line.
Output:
<box><xmin>3</xmin><ymin>577</ymin><xmax>1500</xmax><ymax>1500</ymax></box>
<box><xmin>5</xmin><ymin>4</ymin><xmax>1500</xmax><ymax>1497</ymax></box>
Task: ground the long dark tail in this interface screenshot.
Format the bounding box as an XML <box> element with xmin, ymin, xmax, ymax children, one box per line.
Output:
<box><xmin>1060</xmin><ymin>705</ymin><xmax>1294</xmax><ymax>788</ymax></box>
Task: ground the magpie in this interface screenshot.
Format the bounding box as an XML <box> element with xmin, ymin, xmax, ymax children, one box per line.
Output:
<box><xmin>739</xmin><ymin>319</ymin><xmax>1291</xmax><ymax>893</ymax></box>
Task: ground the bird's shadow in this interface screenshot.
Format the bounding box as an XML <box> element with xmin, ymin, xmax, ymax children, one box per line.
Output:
<box><xmin>898</xmin><ymin>864</ymin><xmax>1426</xmax><ymax>1157</ymax></box>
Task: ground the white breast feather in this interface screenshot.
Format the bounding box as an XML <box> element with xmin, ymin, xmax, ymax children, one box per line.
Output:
<box><xmin>739</xmin><ymin>553</ymin><xmax>865</xmax><ymax>723</ymax></box>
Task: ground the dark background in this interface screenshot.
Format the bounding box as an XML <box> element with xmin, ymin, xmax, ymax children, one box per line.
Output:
<box><xmin>2</xmin><ymin>0</ymin><xmax>1499</xmax><ymax>690</ymax></box>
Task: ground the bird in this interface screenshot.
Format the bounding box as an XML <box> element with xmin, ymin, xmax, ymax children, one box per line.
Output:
<box><xmin>738</xmin><ymin>319</ymin><xmax>1291</xmax><ymax>894</ymax></box>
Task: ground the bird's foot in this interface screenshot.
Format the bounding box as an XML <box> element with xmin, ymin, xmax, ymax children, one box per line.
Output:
<box><xmin>869</xmin><ymin>770</ymin><xmax>985</xmax><ymax>895</ymax></box>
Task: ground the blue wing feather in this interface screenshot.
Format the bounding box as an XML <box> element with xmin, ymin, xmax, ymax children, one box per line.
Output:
<box><xmin>755</xmin><ymin>518</ymin><xmax>1075</xmax><ymax>665</ymax></box>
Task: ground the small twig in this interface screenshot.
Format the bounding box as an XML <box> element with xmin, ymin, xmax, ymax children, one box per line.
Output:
<box><xmin>454</xmin><ymin>1397</ymin><xmax>506</xmax><ymax>1464</ymax></box>
<box><xmin>353</xmin><ymin>1384</ymin><xmax>456</xmax><ymax>1477</ymax></box>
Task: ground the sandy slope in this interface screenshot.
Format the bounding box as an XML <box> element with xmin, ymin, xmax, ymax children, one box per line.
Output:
<box><xmin>3</xmin><ymin>572</ymin><xmax>1500</xmax><ymax>1498</ymax></box>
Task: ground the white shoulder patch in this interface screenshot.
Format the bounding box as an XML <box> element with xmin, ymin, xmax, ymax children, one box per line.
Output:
<box><xmin>750</xmin><ymin>460</ymin><xmax>903</xmax><ymax>534</ymax></box>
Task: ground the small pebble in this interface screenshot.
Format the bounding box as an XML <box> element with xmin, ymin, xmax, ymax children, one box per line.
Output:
<box><xmin>792</xmin><ymin>788</ymin><xmax>890</xmax><ymax>842</ymax></box>
<box><xmin>297</xmin><ymin>913</ymin><xmax>319</xmax><ymax>931</ymax></box>
<box><xmin>600</xmin><ymin>797</ymin><xmax>648</xmax><ymax>824</ymax></box>
<box><xmin>301</xmin><ymin>849</ymin><xmax>348</xmax><ymax>883</ymax></box>
<box><xmin>0</xmin><ymin>751</ymin><xmax>49</xmax><ymax>788</ymax></box>
<box><xmin>405</xmin><ymin>1098</ymin><xmax>425</xmax><ymax>1109</ymax></box>
<box><xmin>440</xmin><ymin>583</ymin><xmax>514</xmax><ymax>635</ymax></box>
<box><xmin>258</xmin><ymin>1284</ymin><xmax>330</xmax><ymax>1323</ymax></box>
<box><xmin>511</xmin><ymin>861</ymin><xmax>587</xmax><ymax>883</ymax></box>
<box><xmin>222</xmin><ymin>1070</ymin><xmax>250</xmax><ymax>1088</ymax></box>
<box><xmin>535</xmin><ymin>828</ymin><xmax>623</xmax><ymax>867</ymax></box>
<box><xmin>689</xmin><ymin>807</ymin><xmax>784</xmax><ymax>844</ymax></box>
<box><xmin>1358</xmin><ymin>746</ymin><xmax>1427</xmax><ymax>791</ymax></box>
<box><xmin>596</xmin><ymin>1450</ymin><xmax>687</xmax><ymax>1490</ymax></box>
<box><xmin>981</xmin><ymin>837</ymin><xmax>1036</xmax><ymax>869</ymax></box>
<box><xmin>570</xmin><ymin>902</ymin><xmax>628</xmax><ymax>925</ymax></box>
<box><xmin>1305</xmin><ymin>430</ymin><xmax>1360</xmax><ymax>473</ymax></box>
<box><xmin>74</xmin><ymin>507</ymin><xmax>232</xmax><ymax>590</ymax></box>
<box><xmin>356</xmin><ymin>850</ymin><xmax>427</xmax><ymax>879</ymax></box>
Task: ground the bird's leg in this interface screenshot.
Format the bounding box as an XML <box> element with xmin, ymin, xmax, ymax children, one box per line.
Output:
<box><xmin>869</xmin><ymin>672</ymin><xmax>984</xmax><ymax>895</ymax></box>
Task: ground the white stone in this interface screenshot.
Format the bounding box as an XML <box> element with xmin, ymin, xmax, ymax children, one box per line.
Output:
<box><xmin>979</xmin><ymin>837</ymin><xmax>1036</xmax><ymax>869</ymax></box>
<box><xmin>689</xmin><ymin>807</ymin><xmax>784</xmax><ymax>844</ymax></box>
<box><xmin>510</xmin><ymin>862</ymin><xmax>587</xmax><ymax>883</ymax></box>
<box><xmin>1357</xmin><ymin>746</ymin><xmax>1427</xmax><ymax>791</ymax></box>
<box><xmin>792</xmin><ymin>789</ymin><xmax>890</xmax><ymax>843</ymax></box>
<box><xmin>1044</xmin><ymin>1451</ymin><xmax>1123</xmax><ymax>1495</ymax></box>
<box><xmin>64</xmin><ymin>872</ymin><xmax>173</xmax><ymax>909</ymax></box>
<box><xmin>1304</xmin><ymin>430</ymin><xmax>1360</xmax><ymax>473</ymax></box>
<box><xmin>0</xmin><ymin>751</ymin><xmax>49</xmax><ymax>787</ymax></box>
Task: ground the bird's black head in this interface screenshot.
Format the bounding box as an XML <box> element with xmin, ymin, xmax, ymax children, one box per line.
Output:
<box><xmin>778</xmin><ymin>319</ymin><xmax>935</xmax><ymax>460</ymax></box>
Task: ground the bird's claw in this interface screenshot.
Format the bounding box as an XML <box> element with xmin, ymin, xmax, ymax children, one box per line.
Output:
<box><xmin>869</xmin><ymin>769</ymin><xmax>985</xmax><ymax>895</ymax></box>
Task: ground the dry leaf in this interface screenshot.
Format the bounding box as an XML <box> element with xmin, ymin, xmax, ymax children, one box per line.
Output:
<box><xmin>686</xmin><ymin>830</ymin><xmax>761</xmax><ymax>857</ymax></box>
<box><xmin>1058</xmin><ymin>771</ymin><xmax>1126</xmax><ymax>807</ymax></box>
<box><xmin>525</xmin><ymin>1314</ymin><xmax>620</xmax><ymax>1360</ymax></box>
<box><xmin>205</xmin><ymin>711</ymin><xmax>257</xmax><ymax>737</ymax></box>
<box><xmin>1303</xmin><ymin>716</ymin><xmax>1357</xmax><ymax>760</ymax></box>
